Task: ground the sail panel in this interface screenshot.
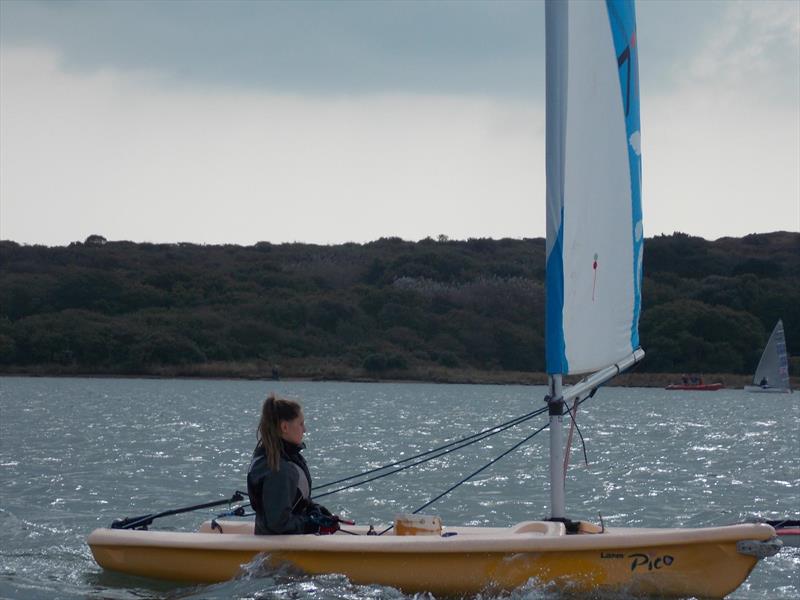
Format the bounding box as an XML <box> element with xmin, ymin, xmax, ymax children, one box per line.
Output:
<box><xmin>545</xmin><ymin>0</ymin><xmax>643</xmax><ymax>375</ymax></box>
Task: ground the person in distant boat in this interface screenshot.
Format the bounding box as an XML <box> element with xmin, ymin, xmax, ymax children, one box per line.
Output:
<box><xmin>247</xmin><ymin>394</ymin><xmax>338</xmax><ymax>535</ymax></box>
<box><xmin>759</xmin><ymin>377</ymin><xmax>768</xmax><ymax>387</ymax></box>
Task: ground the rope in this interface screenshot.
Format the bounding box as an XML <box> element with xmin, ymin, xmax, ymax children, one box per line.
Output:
<box><xmin>564</xmin><ymin>399</ymin><xmax>589</xmax><ymax>469</ymax></box>
<box><xmin>562</xmin><ymin>398</ymin><xmax>579</xmax><ymax>479</ymax></box>
<box><xmin>563</xmin><ymin>383</ymin><xmax>604</xmax><ymax>475</ymax></box>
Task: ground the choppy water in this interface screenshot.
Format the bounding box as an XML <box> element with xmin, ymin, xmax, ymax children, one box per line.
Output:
<box><xmin>0</xmin><ymin>377</ymin><xmax>797</xmax><ymax>599</ymax></box>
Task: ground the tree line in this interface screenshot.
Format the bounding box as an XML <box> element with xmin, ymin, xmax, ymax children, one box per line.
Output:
<box><xmin>0</xmin><ymin>232</ymin><xmax>797</xmax><ymax>379</ymax></box>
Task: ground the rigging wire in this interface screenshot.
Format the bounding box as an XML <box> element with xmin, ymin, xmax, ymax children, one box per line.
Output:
<box><xmin>311</xmin><ymin>406</ymin><xmax>548</xmax><ymax>500</ymax></box>
<box><xmin>314</xmin><ymin>407</ymin><xmax>548</xmax><ymax>489</ymax></box>
<box><xmin>378</xmin><ymin>420</ymin><xmax>551</xmax><ymax>535</ymax></box>
<box><xmin>313</xmin><ymin>385</ymin><xmax>600</xmax><ymax>503</ymax></box>
<box><xmin>312</xmin><ymin>407</ymin><xmax>547</xmax><ymax>498</ymax></box>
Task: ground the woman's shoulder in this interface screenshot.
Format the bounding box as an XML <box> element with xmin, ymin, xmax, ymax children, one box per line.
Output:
<box><xmin>259</xmin><ymin>454</ymin><xmax>300</xmax><ymax>482</ymax></box>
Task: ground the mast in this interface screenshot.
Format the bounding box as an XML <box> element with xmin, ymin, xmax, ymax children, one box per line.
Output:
<box><xmin>544</xmin><ymin>0</ymin><xmax>568</xmax><ymax>523</ymax></box>
<box><xmin>548</xmin><ymin>375</ymin><xmax>565</xmax><ymax>519</ymax></box>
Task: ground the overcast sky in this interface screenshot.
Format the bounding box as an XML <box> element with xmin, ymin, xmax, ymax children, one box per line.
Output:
<box><xmin>1</xmin><ymin>0</ymin><xmax>798</xmax><ymax>246</ymax></box>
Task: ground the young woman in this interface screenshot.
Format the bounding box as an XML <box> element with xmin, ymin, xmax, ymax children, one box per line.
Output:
<box><xmin>247</xmin><ymin>394</ymin><xmax>337</xmax><ymax>535</ymax></box>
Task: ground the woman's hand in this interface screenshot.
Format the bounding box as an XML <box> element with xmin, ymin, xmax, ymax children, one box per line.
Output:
<box><xmin>307</xmin><ymin>508</ymin><xmax>340</xmax><ymax>534</ymax></box>
<box><xmin>317</xmin><ymin>520</ymin><xmax>340</xmax><ymax>535</ymax></box>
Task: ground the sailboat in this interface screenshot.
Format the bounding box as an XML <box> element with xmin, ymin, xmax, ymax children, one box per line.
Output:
<box><xmin>88</xmin><ymin>1</ymin><xmax>781</xmax><ymax>597</ymax></box>
<box><xmin>744</xmin><ymin>319</ymin><xmax>792</xmax><ymax>393</ymax></box>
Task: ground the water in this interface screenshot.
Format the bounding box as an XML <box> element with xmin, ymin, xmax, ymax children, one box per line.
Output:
<box><xmin>0</xmin><ymin>377</ymin><xmax>797</xmax><ymax>599</ymax></box>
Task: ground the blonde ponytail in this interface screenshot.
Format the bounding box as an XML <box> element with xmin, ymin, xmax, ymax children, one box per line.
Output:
<box><xmin>257</xmin><ymin>393</ymin><xmax>302</xmax><ymax>471</ymax></box>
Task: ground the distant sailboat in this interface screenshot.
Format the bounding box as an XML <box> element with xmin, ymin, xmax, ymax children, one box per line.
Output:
<box><xmin>744</xmin><ymin>319</ymin><xmax>792</xmax><ymax>393</ymax></box>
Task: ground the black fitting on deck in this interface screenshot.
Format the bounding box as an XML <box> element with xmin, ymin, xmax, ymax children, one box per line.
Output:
<box><xmin>546</xmin><ymin>517</ymin><xmax>581</xmax><ymax>534</ymax></box>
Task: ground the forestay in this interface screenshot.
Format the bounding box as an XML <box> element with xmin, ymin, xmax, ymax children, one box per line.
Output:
<box><xmin>545</xmin><ymin>0</ymin><xmax>643</xmax><ymax>376</ymax></box>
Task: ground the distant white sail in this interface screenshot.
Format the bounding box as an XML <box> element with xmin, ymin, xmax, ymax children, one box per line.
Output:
<box><xmin>545</xmin><ymin>0</ymin><xmax>643</xmax><ymax>375</ymax></box>
<box><xmin>750</xmin><ymin>319</ymin><xmax>791</xmax><ymax>392</ymax></box>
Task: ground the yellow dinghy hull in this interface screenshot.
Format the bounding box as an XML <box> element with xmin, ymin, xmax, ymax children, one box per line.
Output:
<box><xmin>88</xmin><ymin>520</ymin><xmax>779</xmax><ymax>598</ymax></box>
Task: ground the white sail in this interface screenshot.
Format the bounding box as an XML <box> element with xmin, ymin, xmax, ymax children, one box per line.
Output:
<box><xmin>545</xmin><ymin>0</ymin><xmax>643</xmax><ymax>376</ymax></box>
<box><xmin>750</xmin><ymin>319</ymin><xmax>791</xmax><ymax>392</ymax></box>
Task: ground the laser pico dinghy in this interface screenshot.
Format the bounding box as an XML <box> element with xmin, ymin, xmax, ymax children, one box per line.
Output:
<box><xmin>89</xmin><ymin>518</ymin><xmax>778</xmax><ymax>598</ymax></box>
<box><xmin>88</xmin><ymin>1</ymin><xmax>781</xmax><ymax>597</ymax></box>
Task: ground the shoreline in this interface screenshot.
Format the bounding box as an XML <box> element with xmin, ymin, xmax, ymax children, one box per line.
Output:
<box><xmin>2</xmin><ymin>364</ymin><xmax>794</xmax><ymax>389</ymax></box>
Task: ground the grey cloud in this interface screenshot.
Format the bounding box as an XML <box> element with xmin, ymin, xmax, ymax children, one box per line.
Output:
<box><xmin>0</xmin><ymin>0</ymin><xmax>544</xmax><ymax>96</ymax></box>
<box><xmin>3</xmin><ymin>0</ymin><xmax>795</xmax><ymax>101</ymax></box>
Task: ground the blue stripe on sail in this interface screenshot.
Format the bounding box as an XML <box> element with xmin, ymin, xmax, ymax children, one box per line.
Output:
<box><xmin>546</xmin><ymin>216</ymin><xmax>567</xmax><ymax>374</ymax></box>
<box><xmin>605</xmin><ymin>0</ymin><xmax>643</xmax><ymax>351</ymax></box>
<box><xmin>544</xmin><ymin>0</ymin><xmax>569</xmax><ymax>375</ymax></box>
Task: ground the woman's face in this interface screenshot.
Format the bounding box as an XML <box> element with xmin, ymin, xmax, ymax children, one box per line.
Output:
<box><xmin>280</xmin><ymin>412</ymin><xmax>305</xmax><ymax>445</ymax></box>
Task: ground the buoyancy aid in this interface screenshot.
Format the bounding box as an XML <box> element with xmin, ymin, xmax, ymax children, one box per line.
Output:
<box><xmin>247</xmin><ymin>440</ymin><xmax>315</xmax><ymax>534</ymax></box>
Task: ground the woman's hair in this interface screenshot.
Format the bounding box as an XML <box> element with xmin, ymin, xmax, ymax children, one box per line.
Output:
<box><xmin>257</xmin><ymin>393</ymin><xmax>302</xmax><ymax>471</ymax></box>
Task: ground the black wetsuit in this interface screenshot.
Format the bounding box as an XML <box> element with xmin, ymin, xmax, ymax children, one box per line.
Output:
<box><xmin>247</xmin><ymin>441</ymin><xmax>327</xmax><ymax>535</ymax></box>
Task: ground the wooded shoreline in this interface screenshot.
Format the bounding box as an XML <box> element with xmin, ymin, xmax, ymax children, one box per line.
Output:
<box><xmin>3</xmin><ymin>363</ymin><xmax>797</xmax><ymax>390</ymax></box>
<box><xmin>1</xmin><ymin>232</ymin><xmax>798</xmax><ymax>381</ymax></box>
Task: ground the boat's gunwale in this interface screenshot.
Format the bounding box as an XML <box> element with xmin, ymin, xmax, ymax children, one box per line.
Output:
<box><xmin>665</xmin><ymin>383</ymin><xmax>724</xmax><ymax>391</ymax></box>
<box><xmin>87</xmin><ymin>522</ymin><xmax>776</xmax><ymax>554</ymax></box>
<box><xmin>743</xmin><ymin>385</ymin><xmax>792</xmax><ymax>393</ymax></box>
